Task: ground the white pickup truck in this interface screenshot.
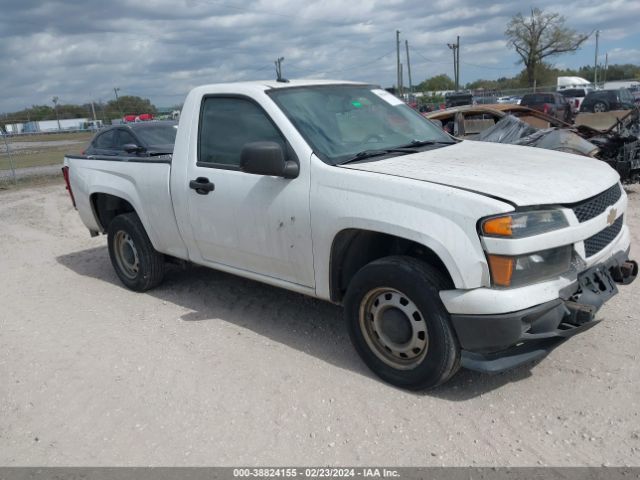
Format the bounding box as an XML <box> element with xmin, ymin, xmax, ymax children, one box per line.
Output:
<box><xmin>63</xmin><ymin>80</ymin><xmax>637</xmax><ymax>389</ymax></box>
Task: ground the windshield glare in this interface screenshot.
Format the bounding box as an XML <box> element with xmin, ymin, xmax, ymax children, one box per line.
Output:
<box><xmin>268</xmin><ymin>85</ymin><xmax>453</xmax><ymax>164</ymax></box>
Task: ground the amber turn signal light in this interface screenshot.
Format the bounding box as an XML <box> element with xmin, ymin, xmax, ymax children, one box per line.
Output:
<box><xmin>482</xmin><ymin>216</ymin><xmax>513</xmax><ymax>237</ymax></box>
<box><xmin>487</xmin><ymin>254</ymin><xmax>514</xmax><ymax>287</ymax></box>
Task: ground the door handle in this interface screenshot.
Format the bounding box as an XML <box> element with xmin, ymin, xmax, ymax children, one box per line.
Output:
<box><xmin>189</xmin><ymin>177</ymin><xmax>215</xmax><ymax>195</ymax></box>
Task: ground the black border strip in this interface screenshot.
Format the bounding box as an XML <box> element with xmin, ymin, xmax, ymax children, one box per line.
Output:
<box><xmin>65</xmin><ymin>154</ymin><xmax>172</xmax><ymax>164</ymax></box>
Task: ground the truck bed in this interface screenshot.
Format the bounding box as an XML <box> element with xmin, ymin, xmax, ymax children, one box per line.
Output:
<box><xmin>63</xmin><ymin>153</ymin><xmax>188</xmax><ymax>260</ymax></box>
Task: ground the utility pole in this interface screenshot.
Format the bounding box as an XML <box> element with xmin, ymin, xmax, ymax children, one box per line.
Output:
<box><xmin>456</xmin><ymin>35</ymin><xmax>460</xmax><ymax>91</ymax></box>
<box><xmin>405</xmin><ymin>39</ymin><xmax>413</xmax><ymax>95</ymax></box>
<box><xmin>52</xmin><ymin>96</ymin><xmax>61</xmax><ymax>131</ymax></box>
<box><xmin>603</xmin><ymin>52</ymin><xmax>608</xmax><ymax>85</ymax></box>
<box><xmin>274</xmin><ymin>57</ymin><xmax>285</xmax><ymax>81</ymax></box>
<box><xmin>593</xmin><ymin>30</ymin><xmax>599</xmax><ymax>87</ymax></box>
<box><xmin>90</xmin><ymin>101</ymin><xmax>97</xmax><ymax>122</ymax></box>
<box><xmin>447</xmin><ymin>38</ymin><xmax>460</xmax><ymax>92</ymax></box>
<box><xmin>396</xmin><ymin>30</ymin><xmax>402</xmax><ymax>96</ymax></box>
<box><xmin>114</xmin><ymin>87</ymin><xmax>123</xmax><ymax>117</ymax></box>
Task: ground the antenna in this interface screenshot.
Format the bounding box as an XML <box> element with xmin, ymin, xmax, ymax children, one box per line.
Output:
<box><xmin>274</xmin><ymin>57</ymin><xmax>288</xmax><ymax>83</ymax></box>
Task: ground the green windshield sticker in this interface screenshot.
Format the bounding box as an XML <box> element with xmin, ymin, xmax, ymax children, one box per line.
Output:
<box><xmin>351</xmin><ymin>101</ymin><xmax>362</xmax><ymax>108</ymax></box>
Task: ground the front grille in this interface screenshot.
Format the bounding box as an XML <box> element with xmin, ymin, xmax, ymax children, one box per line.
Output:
<box><xmin>570</xmin><ymin>183</ymin><xmax>622</xmax><ymax>223</ymax></box>
<box><xmin>584</xmin><ymin>215</ymin><xmax>624</xmax><ymax>257</ymax></box>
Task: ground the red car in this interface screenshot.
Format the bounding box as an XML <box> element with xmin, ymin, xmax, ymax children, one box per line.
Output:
<box><xmin>123</xmin><ymin>113</ymin><xmax>154</xmax><ymax>123</ymax></box>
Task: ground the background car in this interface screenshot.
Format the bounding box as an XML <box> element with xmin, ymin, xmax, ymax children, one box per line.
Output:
<box><xmin>520</xmin><ymin>92</ymin><xmax>572</xmax><ymax>122</ymax></box>
<box><xmin>473</xmin><ymin>95</ymin><xmax>498</xmax><ymax>105</ymax></box>
<box><xmin>496</xmin><ymin>96</ymin><xmax>521</xmax><ymax>104</ymax></box>
<box><xmin>84</xmin><ymin>121</ymin><xmax>177</xmax><ymax>156</ymax></box>
<box><xmin>444</xmin><ymin>91</ymin><xmax>473</xmax><ymax>108</ymax></box>
<box><xmin>559</xmin><ymin>87</ymin><xmax>592</xmax><ymax>114</ymax></box>
<box><xmin>579</xmin><ymin>88</ymin><xmax>637</xmax><ymax>113</ymax></box>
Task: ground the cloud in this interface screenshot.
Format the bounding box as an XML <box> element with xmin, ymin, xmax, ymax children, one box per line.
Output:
<box><xmin>1</xmin><ymin>0</ymin><xmax>638</xmax><ymax>112</ymax></box>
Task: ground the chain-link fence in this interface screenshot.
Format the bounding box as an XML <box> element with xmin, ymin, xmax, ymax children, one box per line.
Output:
<box><xmin>0</xmin><ymin>130</ymin><xmax>92</xmax><ymax>187</ymax></box>
<box><xmin>0</xmin><ymin>131</ymin><xmax>17</xmax><ymax>185</ymax></box>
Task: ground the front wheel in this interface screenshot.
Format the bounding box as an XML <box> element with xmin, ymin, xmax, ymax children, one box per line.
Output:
<box><xmin>107</xmin><ymin>213</ymin><xmax>165</xmax><ymax>291</ymax></box>
<box><xmin>344</xmin><ymin>256</ymin><xmax>460</xmax><ymax>390</ymax></box>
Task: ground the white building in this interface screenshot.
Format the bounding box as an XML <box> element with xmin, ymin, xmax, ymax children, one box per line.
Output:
<box><xmin>36</xmin><ymin>118</ymin><xmax>89</xmax><ymax>132</ymax></box>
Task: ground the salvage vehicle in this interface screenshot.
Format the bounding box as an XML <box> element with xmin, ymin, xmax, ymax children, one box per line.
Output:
<box><xmin>426</xmin><ymin>105</ymin><xmax>640</xmax><ymax>183</ymax></box>
<box><xmin>574</xmin><ymin>109</ymin><xmax>640</xmax><ymax>184</ymax></box>
<box><xmin>63</xmin><ymin>80</ymin><xmax>637</xmax><ymax>390</ymax></box>
<box><xmin>426</xmin><ymin>104</ymin><xmax>573</xmax><ymax>136</ymax></box>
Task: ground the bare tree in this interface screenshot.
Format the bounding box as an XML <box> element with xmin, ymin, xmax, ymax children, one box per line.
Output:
<box><xmin>506</xmin><ymin>8</ymin><xmax>590</xmax><ymax>87</ymax></box>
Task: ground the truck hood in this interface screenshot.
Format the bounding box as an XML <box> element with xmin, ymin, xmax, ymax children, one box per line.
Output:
<box><xmin>340</xmin><ymin>140</ymin><xmax>619</xmax><ymax>206</ymax></box>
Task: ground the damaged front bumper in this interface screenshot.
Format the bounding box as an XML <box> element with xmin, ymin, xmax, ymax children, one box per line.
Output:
<box><xmin>451</xmin><ymin>250</ymin><xmax>637</xmax><ymax>373</ymax></box>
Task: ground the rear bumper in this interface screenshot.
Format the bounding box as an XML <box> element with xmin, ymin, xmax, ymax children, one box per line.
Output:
<box><xmin>452</xmin><ymin>250</ymin><xmax>637</xmax><ymax>373</ymax></box>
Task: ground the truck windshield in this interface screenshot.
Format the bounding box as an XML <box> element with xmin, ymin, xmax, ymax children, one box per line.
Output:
<box><xmin>268</xmin><ymin>85</ymin><xmax>454</xmax><ymax>165</ymax></box>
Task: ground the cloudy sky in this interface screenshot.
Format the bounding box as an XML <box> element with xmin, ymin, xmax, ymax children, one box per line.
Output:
<box><xmin>1</xmin><ymin>0</ymin><xmax>639</xmax><ymax>112</ymax></box>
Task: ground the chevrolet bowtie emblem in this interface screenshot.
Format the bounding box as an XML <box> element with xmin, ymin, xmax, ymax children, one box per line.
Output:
<box><xmin>607</xmin><ymin>208</ymin><xmax>617</xmax><ymax>226</ymax></box>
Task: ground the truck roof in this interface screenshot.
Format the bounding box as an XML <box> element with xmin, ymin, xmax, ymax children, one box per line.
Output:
<box><xmin>196</xmin><ymin>79</ymin><xmax>368</xmax><ymax>90</ymax></box>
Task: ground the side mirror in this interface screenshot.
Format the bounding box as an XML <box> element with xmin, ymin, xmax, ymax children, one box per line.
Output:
<box><xmin>240</xmin><ymin>141</ymin><xmax>299</xmax><ymax>179</ymax></box>
<box><xmin>123</xmin><ymin>143</ymin><xmax>145</xmax><ymax>154</ymax></box>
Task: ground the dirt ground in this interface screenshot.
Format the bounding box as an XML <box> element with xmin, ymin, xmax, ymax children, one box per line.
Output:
<box><xmin>1</xmin><ymin>182</ymin><xmax>639</xmax><ymax>466</ymax></box>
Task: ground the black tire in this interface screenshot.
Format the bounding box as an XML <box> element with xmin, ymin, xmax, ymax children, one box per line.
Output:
<box><xmin>107</xmin><ymin>213</ymin><xmax>165</xmax><ymax>292</ymax></box>
<box><xmin>344</xmin><ymin>256</ymin><xmax>460</xmax><ymax>390</ymax></box>
<box><xmin>593</xmin><ymin>101</ymin><xmax>608</xmax><ymax>113</ymax></box>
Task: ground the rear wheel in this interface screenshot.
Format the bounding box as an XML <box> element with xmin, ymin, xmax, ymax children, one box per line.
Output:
<box><xmin>107</xmin><ymin>213</ymin><xmax>165</xmax><ymax>291</ymax></box>
<box><xmin>344</xmin><ymin>256</ymin><xmax>460</xmax><ymax>390</ymax></box>
<box><xmin>593</xmin><ymin>101</ymin><xmax>608</xmax><ymax>113</ymax></box>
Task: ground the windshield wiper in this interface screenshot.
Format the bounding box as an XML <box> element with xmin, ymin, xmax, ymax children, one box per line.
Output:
<box><xmin>339</xmin><ymin>148</ymin><xmax>418</xmax><ymax>165</ymax></box>
<box><xmin>396</xmin><ymin>139</ymin><xmax>456</xmax><ymax>148</ymax></box>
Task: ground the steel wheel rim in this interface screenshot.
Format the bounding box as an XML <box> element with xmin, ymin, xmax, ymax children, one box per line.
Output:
<box><xmin>114</xmin><ymin>230</ymin><xmax>140</xmax><ymax>280</ymax></box>
<box><xmin>594</xmin><ymin>103</ymin><xmax>606</xmax><ymax>113</ymax></box>
<box><xmin>359</xmin><ymin>287</ymin><xmax>429</xmax><ymax>370</ymax></box>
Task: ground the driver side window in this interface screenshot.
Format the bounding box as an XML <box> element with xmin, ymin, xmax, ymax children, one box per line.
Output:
<box><xmin>198</xmin><ymin>97</ymin><xmax>285</xmax><ymax>168</ymax></box>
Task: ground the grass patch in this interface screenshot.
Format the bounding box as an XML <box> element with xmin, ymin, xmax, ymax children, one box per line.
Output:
<box><xmin>0</xmin><ymin>141</ymin><xmax>87</xmax><ymax>170</ymax></box>
<box><xmin>3</xmin><ymin>131</ymin><xmax>93</xmax><ymax>143</ymax></box>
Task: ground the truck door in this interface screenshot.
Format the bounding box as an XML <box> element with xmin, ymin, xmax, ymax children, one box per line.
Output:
<box><xmin>183</xmin><ymin>96</ymin><xmax>315</xmax><ymax>288</ymax></box>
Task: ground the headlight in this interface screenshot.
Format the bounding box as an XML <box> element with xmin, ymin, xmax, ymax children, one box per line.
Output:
<box><xmin>487</xmin><ymin>246</ymin><xmax>572</xmax><ymax>288</ymax></box>
<box><xmin>481</xmin><ymin>210</ymin><xmax>568</xmax><ymax>238</ymax></box>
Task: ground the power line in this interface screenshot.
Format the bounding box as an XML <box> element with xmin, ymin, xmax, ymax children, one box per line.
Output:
<box><xmin>460</xmin><ymin>61</ymin><xmax>515</xmax><ymax>71</ymax></box>
<box><xmin>412</xmin><ymin>50</ymin><xmax>450</xmax><ymax>65</ymax></box>
<box><xmin>300</xmin><ymin>48</ymin><xmax>396</xmax><ymax>77</ymax></box>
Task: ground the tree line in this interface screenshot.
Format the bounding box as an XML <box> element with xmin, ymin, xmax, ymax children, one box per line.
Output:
<box><xmin>417</xmin><ymin>8</ymin><xmax>638</xmax><ymax>93</ymax></box>
<box><xmin>417</xmin><ymin>63</ymin><xmax>640</xmax><ymax>93</ymax></box>
<box><xmin>1</xmin><ymin>96</ymin><xmax>159</xmax><ymax>126</ymax></box>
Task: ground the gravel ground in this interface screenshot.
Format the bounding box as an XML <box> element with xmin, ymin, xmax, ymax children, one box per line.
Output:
<box><xmin>0</xmin><ymin>183</ymin><xmax>639</xmax><ymax>466</ymax></box>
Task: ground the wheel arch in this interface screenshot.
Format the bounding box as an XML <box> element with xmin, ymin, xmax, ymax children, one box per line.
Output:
<box><xmin>89</xmin><ymin>190</ymin><xmax>163</xmax><ymax>251</ymax></box>
<box><xmin>90</xmin><ymin>192</ymin><xmax>136</xmax><ymax>233</ymax></box>
<box><xmin>329</xmin><ymin>228</ymin><xmax>459</xmax><ymax>303</ymax></box>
